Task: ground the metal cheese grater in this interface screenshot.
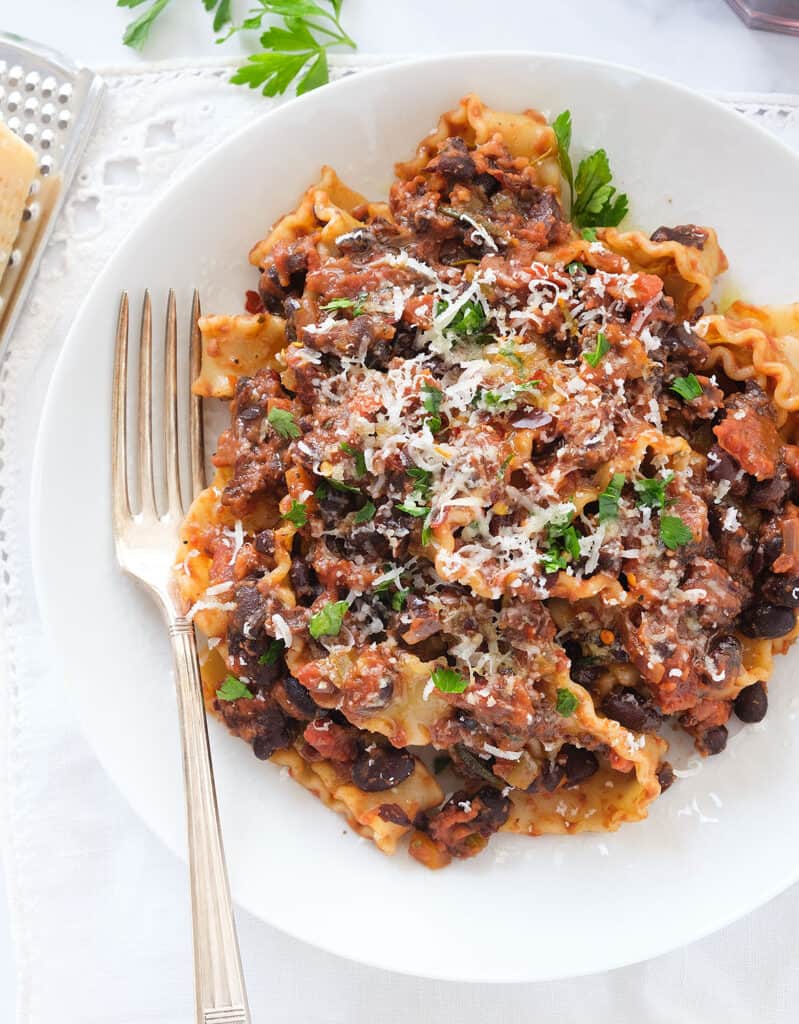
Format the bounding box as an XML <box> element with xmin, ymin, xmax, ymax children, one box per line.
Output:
<box><xmin>0</xmin><ymin>32</ymin><xmax>104</xmax><ymax>353</ymax></box>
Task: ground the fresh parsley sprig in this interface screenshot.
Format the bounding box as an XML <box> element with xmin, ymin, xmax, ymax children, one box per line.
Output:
<box><xmin>118</xmin><ymin>0</ymin><xmax>358</xmax><ymax>97</ymax></box>
<box><xmin>118</xmin><ymin>0</ymin><xmax>232</xmax><ymax>49</ymax></box>
<box><xmin>552</xmin><ymin>110</ymin><xmax>629</xmax><ymax>229</ymax></box>
<box><xmin>228</xmin><ymin>1</ymin><xmax>357</xmax><ymax>96</ymax></box>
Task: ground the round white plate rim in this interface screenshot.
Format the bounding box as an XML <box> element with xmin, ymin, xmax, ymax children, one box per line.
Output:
<box><xmin>30</xmin><ymin>51</ymin><xmax>799</xmax><ymax>983</ymax></box>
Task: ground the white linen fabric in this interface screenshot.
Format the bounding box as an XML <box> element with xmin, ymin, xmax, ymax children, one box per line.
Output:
<box><xmin>2</xmin><ymin>58</ymin><xmax>799</xmax><ymax>1024</ymax></box>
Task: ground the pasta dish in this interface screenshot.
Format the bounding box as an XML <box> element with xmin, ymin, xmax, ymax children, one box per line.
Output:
<box><xmin>175</xmin><ymin>95</ymin><xmax>799</xmax><ymax>867</ymax></box>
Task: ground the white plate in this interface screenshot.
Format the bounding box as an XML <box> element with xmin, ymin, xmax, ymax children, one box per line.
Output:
<box><xmin>31</xmin><ymin>53</ymin><xmax>799</xmax><ymax>982</ymax></box>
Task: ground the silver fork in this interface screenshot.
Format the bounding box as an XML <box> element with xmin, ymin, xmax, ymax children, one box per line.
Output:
<box><xmin>112</xmin><ymin>291</ymin><xmax>250</xmax><ymax>1024</ymax></box>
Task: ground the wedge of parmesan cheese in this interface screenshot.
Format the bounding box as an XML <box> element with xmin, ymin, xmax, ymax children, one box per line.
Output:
<box><xmin>0</xmin><ymin>121</ymin><xmax>37</xmax><ymax>281</ymax></box>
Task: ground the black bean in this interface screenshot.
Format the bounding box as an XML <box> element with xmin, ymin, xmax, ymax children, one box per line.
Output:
<box><xmin>749</xmin><ymin>472</ymin><xmax>789</xmax><ymax>512</ymax></box>
<box><xmin>252</xmin><ymin>707</ymin><xmax>291</xmax><ymax>760</ymax></box>
<box><xmin>700</xmin><ymin>725</ymin><xmax>728</xmax><ymax>756</ymax></box>
<box><xmin>474</xmin><ymin>786</ymin><xmax>511</xmax><ymax>829</ymax></box>
<box><xmin>601</xmin><ymin>688</ymin><xmax>662</xmax><ymax>733</ymax></box>
<box><xmin>351</xmin><ymin>746</ymin><xmax>415</xmax><ymax>792</ymax></box>
<box><xmin>283</xmin><ymin>676</ymin><xmax>318</xmax><ymax>718</ymax></box>
<box><xmin>657</xmin><ymin>762</ymin><xmax>675</xmax><ymax>792</ymax></box>
<box><xmin>475</xmin><ymin>171</ymin><xmax>500</xmax><ymax>197</ymax></box>
<box><xmin>435</xmin><ymin>140</ymin><xmax>476</xmax><ymax>180</ymax></box>
<box><xmin>650</xmin><ymin>224</ymin><xmax>708</xmax><ymax>250</ymax></box>
<box><xmin>706</xmin><ymin>445</ymin><xmax>749</xmax><ymax>497</ymax></box>
<box><xmin>705</xmin><ymin>634</ymin><xmax>742</xmax><ymax>687</ymax></box>
<box><xmin>342</xmin><ymin>527</ymin><xmax>391</xmax><ymax>561</ymax></box>
<box><xmin>734</xmin><ymin>682</ymin><xmax>768</xmax><ymax>723</ymax></box>
<box><xmin>538</xmin><ymin>760</ymin><xmax>565</xmax><ymax>792</ymax></box>
<box><xmin>254</xmin><ymin>529</ymin><xmax>275</xmax><ymax>555</ymax></box>
<box><xmin>570</xmin><ymin>659</ymin><xmax>603</xmax><ymax>687</ymax></box>
<box><xmin>377</xmin><ymin>803</ymin><xmax>411</xmax><ymax>826</ymax></box>
<box><xmin>335</xmin><ymin>228</ymin><xmax>374</xmax><ymax>253</ymax></box>
<box><xmin>289</xmin><ymin>557</ymin><xmax>321</xmax><ymax>607</ymax></box>
<box><xmin>661</xmin><ymin>322</ymin><xmax>711</xmax><ymax>370</ymax></box>
<box><xmin>318</xmin><ymin>487</ymin><xmax>358</xmax><ymax>527</ymax></box>
<box><xmin>560</xmin><ymin>745</ymin><xmax>599</xmax><ymax>787</ymax></box>
<box><xmin>738</xmin><ymin>604</ymin><xmax>796</xmax><ymax>639</ymax></box>
<box><xmin>760</xmin><ymin>573</ymin><xmax>799</xmax><ymax>608</ymax></box>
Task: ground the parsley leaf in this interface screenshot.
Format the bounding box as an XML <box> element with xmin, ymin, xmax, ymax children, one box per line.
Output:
<box><xmin>659</xmin><ymin>514</ymin><xmax>693</xmax><ymax>550</ymax></box>
<box><xmin>598</xmin><ymin>473</ymin><xmax>625</xmax><ymax>522</ymax></box>
<box><xmin>582</xmin><ymin>331</ymin><xmax>610</xmax><ymax>368</ymax></box>
<box><xmin>396</xmin><ymin>498</ymin><xmax>431</xmax><ymax>518</ymax></box>
<box><xmin>581</xmin><ymin>227</ymin><xmax>598</xmax><ymax>242</ymax></box>
<box><xmin>422</xmin><ymin>382</ymin><xmax>444</xmax><ymax>433</ymax></box>
<box><xmin>436</xmin><ymin>298</ymin><xmax>487</xmax><ymax>337</ymax></box>
<box><xmin>118</xmin><ymin>0</ymin><xmax>173</xmax><ymax>49</ymax></box>
<box><xmin>551</xmin><ymin>111</ymin><xmax>629</xmax><ymax>229</ymax></box>
<box><xmin>354</xmin><ymin>501</ymin><xmax>376</xmax><ymax>524</ymax></box>
<box><xmin>326</xmin><ymin>477</ymin><xmax>360</xmax><ymax>494</ymax></box>
<box><xmin>406</xmin><ymin>466</ymin><xmax>433</xmax><ymax>498</ymax></box>
<box><xmin>552</xmin><ymin>110</ymin><xmax>575</xmax><ymax>208</ymax></box>
<box><xmin>541</xmin><ymin>511</ymin><xmax>581</xmax><ymax>574</ymax></box>
<box><xmin>281</xmin><ymin>500</ymin><xmax>307</xmax><ymax>527</ymax></box>
<box><xmin>670</xmin><ymin>373</ymin><xmax>703</xmax><ymax>401</ymax></box>
<box><xmin>431</xmin><ymin>667</ymin><xmax>469</xmax><ymax>693</ymax></box>
<box><xmin>258</xmin><ymin>639</ymin><xmax>285</xmax><ymax>666</ymax></box>
<box><xmin>322</xmin><ymin>295</ymin><xmax>366</xmax><ymax>316</ymax></box>
<box><xmin>566</xmin><ymin>260</ymin><xmax>586</xmax><ymax>276</ymax></box>
<box><xmin>391</xmin><ymin>588</ymin><xmax>409</xmax><ymax>611</ymax></box>
<box><xmin>216</xmin><ymin>675</ymin><xmax>254</xmax><ymax>702</ymax></box>
<box><xmin>421</xmin><ymin>512</ymin><xmax>434</xmax><ymax>546</ymax></box>
<box><xmin>340</xmin><ymin>442</ymin><xmax>366</xmax><ymax>477</ymax></box>
<box><xmin>633</xmin><ymin>472</ymin><xmax>674</xmax><ymax>510</ymax></box>
<box><xmin>555</xmin><ymin>687</ymin><xmax>579</xmax><ymax>717</ymax></box>
<box><xmin>308</xmin><ymin>600</ymin><xmax>349</xmax><ymax>639</ymax></box>
<box><xmin>268</xmin><ymin>406</ymin><xmax>301</xmax><ymax>439</ymax></box>
<box><xmin>228</xmin><ymin>1</ymin><xmax>357</xmax><ymax>97</ymax></box>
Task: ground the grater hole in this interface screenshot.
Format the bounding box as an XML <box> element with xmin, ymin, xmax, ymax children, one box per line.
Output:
<box><xmin>40</xmin><ymin>101</ymin><xmax>56</xmax><ymax>124</ymax></box>
<box><xmin>8</xmin><ymin>65</ymin><xmax>23</xmax><ymax>86</ymax></box>
<box><xmin>22</xmin><ymin>122</ymin><xmax>37</xmax><ymax>144</ymax></box>
<box><xmin>24</xmin><ymin>71</ymin><xmax>40</xmax><ymax>91</ymax></box>
<box><xmin>57</xmin><ymin>109</ymin><xmax>71</xmax><ymax>130</ymax></box>
<box><xmin>40</xmin><ymin>75</ymin><xmax>57</xmax><ymax>97</ymax></box>
<box><xmin>6</xmin><ymin>90</ymin><xmax>21</xmax><ymax>113</ymax></box>
<box><xmin>57</xmin><ymin>83</ymin><xmax>72</xmax><ymax>103</ymax></box>
<box><xmin>40</xmin><ymin>128</ymin><xmax>55</xmax><ymax>149</ymax></box>
<box><xmin>23</xmin><ymin>96</ymin><xmax>38</xmax><ymax>116</ymax></box>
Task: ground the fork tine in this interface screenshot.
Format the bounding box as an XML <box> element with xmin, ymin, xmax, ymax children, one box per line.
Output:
<box><xmin>112</xmin><ymin>293</ymin><xmax>130</xmax><ymax>533</ymax></box>
<box><xmin>189</xmin><ymin>289</ymin><xmax>207</xmax><ymax>496</ymax></box>
<box><xmin>137</xmin><ymin>290</ymin><xmax>157</xmax><ymax>516</ymax></box>
<box><xmin>163</xmin><ymin>289</ymin><xmax>182</xmax><ymax>516</ymax></box>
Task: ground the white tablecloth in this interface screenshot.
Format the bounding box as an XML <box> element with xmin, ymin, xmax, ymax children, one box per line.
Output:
<box><xmin>2</xmin><ymin>25</ymin><xmax>799</xmax><ymax>1024</ymax></box>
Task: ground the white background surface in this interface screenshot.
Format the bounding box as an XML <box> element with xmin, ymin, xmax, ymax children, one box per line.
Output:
<box><xmin>1</xmin><ymin>0</ymin><xmax>799</xmax><ymax>1019</ymax></box>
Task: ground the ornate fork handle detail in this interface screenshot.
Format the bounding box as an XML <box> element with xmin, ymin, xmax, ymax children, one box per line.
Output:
<box><xmin>169</xmin><ymin>619</ymin><xmax>250</xmax><ymax>1024</ymax></box>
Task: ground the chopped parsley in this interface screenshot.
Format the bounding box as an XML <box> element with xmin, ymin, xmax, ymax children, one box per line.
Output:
<box><xmin>321</xmin><ymin>294</ymin><xmax>366</xmax><ymax>316</ymax></box>
<box><xmin>396</xmin><ymin>497</ymin><xmax>431</xmax><ymax>518</ymax></box>
<box><xmin>581</xmin><ymin>227</ymin><xmax>598</xmax><ymax>242</ymax></box>
<box><xmin>422</xmin><ymin>382</ymin><xmax>444</xmax><ymax>433</ymax></box>
<box><xmin>555</xmin><ymin>687</ymin><xmax>579</xmax><ymax>717</ymax></box>
<box><xmin>406</xmin><ymin>466</ymin><xmax>433</xmax><ymax>496</ymax></box>
<box><xmin>258</xmin><ymin>639</ymin><xmax>285</xmax><ymax>666</ymax></box>
<box><xmin>541</xmin><ymin>511</ymin><xmax>581</xmax><ymax>574</ymax></box>
<box><xmin>498</xmin><ymin>453</ymin><xmax>513</xmax><ymax>479</ymax></box>
<box><xmin>566</xmin><ymin>260</ymin><xmax>586</xmax><ymax>275</ymax></box>
<box><xmin>431</xmin><ymin>666</ymin><xmax>469</xmax><ymax>693</ymax></box>
<box><xmin>340</xmin><ymin>442</ymin><xmax>366</xmax><ymax>477</ymax></box>
<box><xmin>670</xmin><ymin>373</ymin><xmax>703</xmax><ymax>401</ymax></box>
<box><xmin>216</xmin><ymin>676</ymin><xmax>254</xmax><ymax>702</ymax></box>
<box><xmin>598</xmin><ymin>473</ymin><xmax>625</xmax><ymax>522</ymax></box>
<box><xmin>659</xmin><ymin>514</ymin><xmax>693</xmax><ymax>550</ymax></box>
<box><xmin>308</xmin><ymin>600</ymin><xmax>349</xmax><ymax>639</ymax></box>
<box><xmin>354</xmin><ymin>500</ymin><xmax>376</xmax><ymax>524</ymax></box>
<box><xmin>421</xmin><ymin>512</ymin><xmax>434</xmax><ymax>546</ymax></box>
<box><xmin>436</xmin><ymin>298</ymin><xmax>487</xmax><ymax>337</ymax></box>
<box><xmin>267</xmin><ymin>406</ymin><xmax>301</xmax><ymax>439</ymax></box>
<box><xmin>582</xmin><ymin>331</ymin><xmax>610</xmax><ymax>368</ymax></box>
<box><xmin>552</xmin><ymin>110</ymin><xmax>629</xmax><ymax>229</ymax></box>
<box><xmin>326</xmin><ymin>477</ymin><xmax>360</xmax><ymax>494</ymax></box>
<box><xmin>391</xmin><ymin>588</ymin><xmax>409</xmax><ymax>611</ymax></box>
<box><xmin>633</xmin><ymin>472</ymin><xmax>674</xmax><ymax>510</ymax></box>
<box><xmin>281</xmin><ymin>500</ymin><xmax>307</xmax><ymax>527</ymax></box>
<box><xmin>499</xmin><ymin>341</ymin><xmax>524</xmax><ymax>370</ymax></box>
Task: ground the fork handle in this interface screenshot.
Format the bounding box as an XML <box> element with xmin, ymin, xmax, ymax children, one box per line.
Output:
<box><xmin>168</xmin><ymin>619</ymin><xmax>250</xmax><ymax>1024</ymax></box>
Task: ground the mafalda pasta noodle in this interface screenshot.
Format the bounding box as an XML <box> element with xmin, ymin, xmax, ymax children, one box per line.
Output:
<box><xmin>176</xmin><ymin>95</ymin><xmax>799</xmax><ymax>867</ymax></box>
